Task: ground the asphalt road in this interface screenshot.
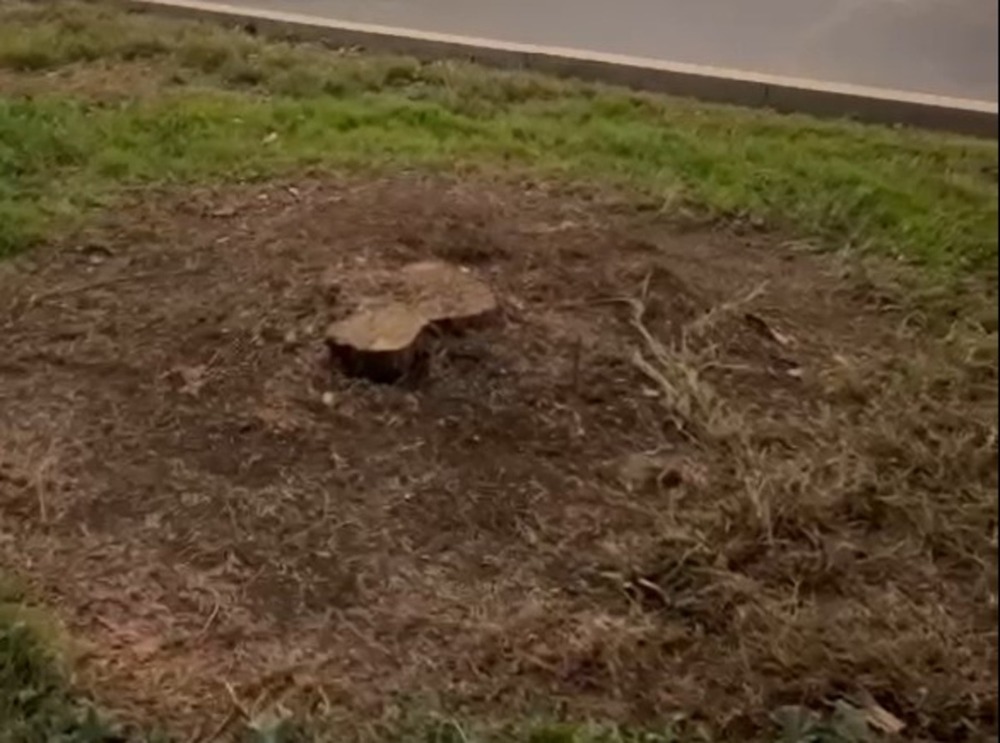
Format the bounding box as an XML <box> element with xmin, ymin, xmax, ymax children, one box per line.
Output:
<box><xmin>218</xmin><ymin>0</ymin><xmax>997</xmax><ymax>101</ymax></box>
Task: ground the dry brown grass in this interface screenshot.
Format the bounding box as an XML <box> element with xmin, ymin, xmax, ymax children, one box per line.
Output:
<box><xmin>618</xmin><ymin>274</ymin><xmax>997</xmax><ymax>740</ymax></box>
<box><xmin>0</xmin><ymin>175</ymin><xmax>995</xmax><ymax>741</ymax></box>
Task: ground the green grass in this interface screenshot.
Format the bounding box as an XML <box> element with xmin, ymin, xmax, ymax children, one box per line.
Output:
<box><xmin>0</xmin><ymin>0</ymin><xmax>996</xmax><ymax>277</ymax></box>
<box><xmin>0</xmin><ymin>577</ymin><xmax>120</xmax><ymax>743</ymax></box>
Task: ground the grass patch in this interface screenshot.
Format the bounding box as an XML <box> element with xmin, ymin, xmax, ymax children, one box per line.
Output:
<box><xmin>0</xmin><ymin>578</ymin><xmax>120</xmax><ymax>742</ymax></box>
<box><xmin>0</xmin><ymin>0</ymin><xmax>996</xmax><ymax>276</ymax></box>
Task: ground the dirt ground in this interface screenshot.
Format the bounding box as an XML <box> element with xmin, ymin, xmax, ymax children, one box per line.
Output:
<box><xmin>0</xmin><ymin>175</ymin><xmax>996</xmax><ymax>740</ymax></box>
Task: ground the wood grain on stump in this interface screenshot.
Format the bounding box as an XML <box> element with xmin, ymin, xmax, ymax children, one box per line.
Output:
<box><xmin>326</xmin><ymin>261</ymin><xmax>497</xmax><ymax>382</ymax></box>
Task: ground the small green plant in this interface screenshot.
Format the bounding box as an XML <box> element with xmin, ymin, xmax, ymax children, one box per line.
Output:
<box><xmin>0</xmin><ymin>598</ymin><xmax>120</xmax><ymax>743</ymax></box>
<box><xmin>772</xmin><ymin>704</ymin><xmax>876</xmax><ymax>743</ymax></box>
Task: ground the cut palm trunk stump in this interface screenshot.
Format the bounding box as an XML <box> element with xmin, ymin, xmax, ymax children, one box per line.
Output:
<box><xmin>326</xmin><ymin>261</ymin><xmax>498</xmax><ymax>383</ymax></box>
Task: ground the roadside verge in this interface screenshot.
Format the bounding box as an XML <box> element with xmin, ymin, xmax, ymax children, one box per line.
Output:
<box><xmin>117</xmin><ymin>0</ymin><xmax>998</xmax><ymax>137</ymax></box>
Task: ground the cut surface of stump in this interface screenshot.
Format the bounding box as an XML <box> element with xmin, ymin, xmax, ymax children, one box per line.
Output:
<box><xmin>399</xmin><ymin>261</ymin><xmax>498</xmax><ymax>329</ymax></box>
<box><xmin>326</xmin><ymin>261</ymin><xmax>498</xmax><ymax>383</ymax></box>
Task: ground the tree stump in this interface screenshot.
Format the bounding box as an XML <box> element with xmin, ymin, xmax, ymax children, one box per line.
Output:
<box><xmin>325</xmin><ymin>261</ymin><xmax>498</xmax><ymax>383</ymax></box>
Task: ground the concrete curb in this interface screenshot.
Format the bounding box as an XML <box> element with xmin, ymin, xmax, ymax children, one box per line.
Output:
<box><xmin>117</xmin><ymin>0</ymin><xmax>997</xmax><ymax>138</ymax></box>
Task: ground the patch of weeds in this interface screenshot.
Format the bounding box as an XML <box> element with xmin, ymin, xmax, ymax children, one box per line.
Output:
<box><xmin>0</xmin><ymin>595</ymin><xmax>119</xmax><ymax>742</ymax></box>
<box><xmin>773</xmin><ymin>704</ymin><xmax>880</xmax><ymax>743</ymax></box>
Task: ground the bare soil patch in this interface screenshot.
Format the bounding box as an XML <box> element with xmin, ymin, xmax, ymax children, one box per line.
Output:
<box><xmin>0</xmin><ymin>176</ymin><xmax>995</xmax><ymax>740</ymax></box>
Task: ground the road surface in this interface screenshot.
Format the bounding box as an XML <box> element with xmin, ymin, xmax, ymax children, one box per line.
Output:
<box><xmin>218</xmin><ymin>0</ymin><xmax>997</xmax><ymax>102</ymax></box>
